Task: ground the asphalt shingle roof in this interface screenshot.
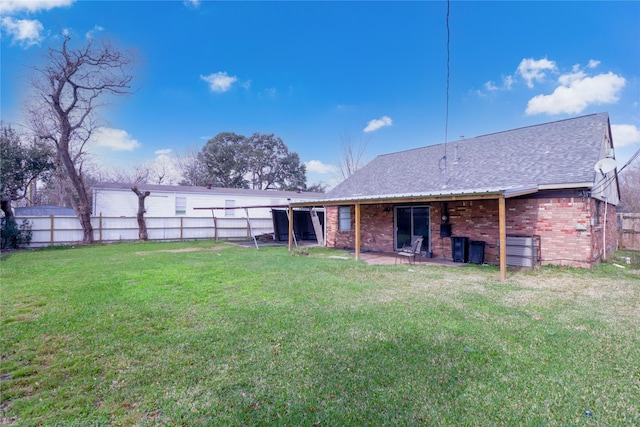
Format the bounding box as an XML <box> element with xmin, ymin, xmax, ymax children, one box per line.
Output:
<box><xmin>327</xmin><ymin>113</ymin><xmax>609</xmax><ymax>200</ymax></box>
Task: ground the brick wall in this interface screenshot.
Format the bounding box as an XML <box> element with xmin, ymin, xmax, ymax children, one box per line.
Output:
<box><xmin>325</xmin><ymin>204</ymin><xmax>395</xmax><ymax>251</ymax></box>
<box><xmin>323</xmin><ymin>193</ymin><xmax>616</xmax><ymax>268</ymax></box>
<box><xmin>506</xmin><ymin>196</ymin><xmax>592</xmax><ymax>267</ymax></box>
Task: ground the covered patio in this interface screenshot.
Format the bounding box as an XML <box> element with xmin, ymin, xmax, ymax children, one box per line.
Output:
<box><xmin>287</xmin><ymin>189</ymin><xmax>520</xmax><ymax>281</ymax></box>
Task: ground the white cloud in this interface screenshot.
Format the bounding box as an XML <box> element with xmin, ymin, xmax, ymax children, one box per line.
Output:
<box><xmin>85</xmin><ymin>25</ymin><xmax>104</xmax><ymax>40</ymax></box>
<box><xmin>588</xmin><ymin>59</ymin><xmax>600</xmax><ymax>69</ymax></box>
<box><xmin>183</xmin><ymin>0</ymin><xmax>200</xmax><ymax>8</ymax></box>
<box><xmin>305</xmin><ymin>160</ymin><xmax>339</xmax><ymax>174</ymax></box>
<box><xmin>0</xmin><ymin>0</ymin><xmax>74</xmax><ymax>14</ymax></box>
<box><xmin>146</xmin><ymin>150</ymin><xmax>182</xmax><ymax>184</ymax></box>
<box><xmin>503</xmin><ymin>75</ymin><xmax>514</xmax><ymax>90</ymax></box>
<box><xmin>484</xmin><ymin>81</ymin><xmax>498</xmax><ymax>91</ymax></box>
<box><xmin>92</xmin><ymin>127</ymin><xmax>141</xmax><ymax>151</ymax></box>
<box><xmin>201</xmin><ymin>72</ymin><xmax>238</xmax><ymax>93</ymax></box>
<box><xmin>517</xmin><ymin>57</ymin><xmax>557</xmax><ymax>88</ymax></box>
<box><xmin>557</xmin><ymin>66</ymin><xmax>587</xmax><ymax>86</ymax></box>
<box><xmin>611</xmin><ymin>124</ymin><xmax>640</xmax><ymax>148</ymax></box>
<box><xmin>363</xmin><ymin>116</ymin><xmax>393</xmax><ymax>133</ymax></box>
<box><xmin>1</xmin><ymin>17</ymin><xmax>44</xmax><ymax>48</ymax></box>
<box><xmin>526</xmin><ymin>71</ymin><xmax>626</xmax><ymax>115</ymax></box>
<box><xmin>484</xmin><ymin>75</ymin><xmax>514</xmax><ymax>92</ymax></box>
<box><xmin>262</xmin><ymin>87</ymin><xmax>277</xmax><ymax>98</ymax></box>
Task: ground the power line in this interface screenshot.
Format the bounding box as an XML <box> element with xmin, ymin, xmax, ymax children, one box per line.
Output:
<box><xmin>590</xmin><ymin>146</ymin><xmax>640</xmax><ymax>194</ymax></box>
<box><xmin>444</xmin><ymin>0</ymin><xmax>450</xmax><ymax>145</ymax></box>
<box><xmin>442</xmin><ymin>0</ymin><xmax>451</xmax><ymax>184</ymax></box>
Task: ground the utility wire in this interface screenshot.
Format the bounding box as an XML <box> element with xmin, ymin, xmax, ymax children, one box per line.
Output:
<box><xmin>590</xmin><ymin>146</ymin><xmax>640</xmax><ymax>195</ymax></box>
<box><xmin>444</xmin><ymin>0</ymin><xmax>450</xmax><ymax>145</ymax></box>
<box><xmin>442</xmin><ymin>0</ymin><xmax>451</xmax><ymax>183</ymax></box>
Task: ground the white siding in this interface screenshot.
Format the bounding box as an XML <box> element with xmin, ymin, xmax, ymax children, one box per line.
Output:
<box><xmin>93</xmin><ymin>188</ymin><xmax>300</xmax><ymax>218</ymax></box>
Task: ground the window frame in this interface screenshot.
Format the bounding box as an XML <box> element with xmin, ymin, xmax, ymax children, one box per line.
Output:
<box><xmin>175</xmin><ymin>196</ymin><xmax>187</xmax><ymax>216</ymax></box>
<box><xmin>338</xmin><ymin>206</ymin><xmax>351</xmax><ymax>232</ymax></box>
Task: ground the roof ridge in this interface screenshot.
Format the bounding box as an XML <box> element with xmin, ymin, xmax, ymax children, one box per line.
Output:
<box><xmin>375</xmin><ymin>112</ymin><xmax>607</xmax><ymax>159</ymax></box>
<box><xmin>469</xmin><ymin>112</ymin><xmax>605</xmax><ymax>141</ymax></box>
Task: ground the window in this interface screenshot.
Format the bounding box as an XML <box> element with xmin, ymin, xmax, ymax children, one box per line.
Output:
<box><xmin>339</xmin><ymin>206</ymin><xmax>351</xmax><ymax>232</ymax></box>
<box><xmin>594</xmin><ymin>199</ymin><xmax>601</xmax><ymax>226</ymax></box>
<box><xmin>225</xmin><ymin>200</ymin><xmax>235</xmax><ymax>217</ymax></box>
<box><xmin>175</xmin><ymin>197</ymin><xmax>186</xmax><ymax>216</ymax></box>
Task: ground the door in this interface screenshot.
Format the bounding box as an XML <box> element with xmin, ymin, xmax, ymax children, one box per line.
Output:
<box><xmin>395</xmin><ymin>206</ymin><xmax>430</xmax><ymax>251</ymax></box>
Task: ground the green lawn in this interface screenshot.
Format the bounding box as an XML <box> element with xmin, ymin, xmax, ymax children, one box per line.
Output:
<box><xmin>1</xmin><ymin>241</ymin><xmax>639</xmax><ymax>426</ymax></box>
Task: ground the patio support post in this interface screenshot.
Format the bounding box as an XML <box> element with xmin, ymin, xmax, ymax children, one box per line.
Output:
<box><xmin>288</xmin><ymin>205</ymin><xmax>294</xmax><ymax>252</ymax></box>
<box><xmin>355</xmin><ymin>202</ymin><xmax>361</xmax><ymax>261</ymax></box>
<box><xmin>498</xmin><ymin>195</ymin><xmax>507</xmax><ymax>282</ymax></box>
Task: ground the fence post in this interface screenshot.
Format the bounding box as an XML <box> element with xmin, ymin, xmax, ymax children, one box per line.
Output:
<box><xmin>180</xmin><ymin>217</ymin><xmax>183</xmax><ymax>241</ymax></box>
<box><xmin>50</xmin><ymin>215</ymin><xmax>54</xmax><ymax>246</ymax></box>
<box><xmin>99</xmin><ymin>213</ymin><xmax>103</xmax><ymax>243</ymax></box>
<box><xmin>212</xmin><ymin>211</ymin><xmax>218</xmax><ymax>242</ymax></box>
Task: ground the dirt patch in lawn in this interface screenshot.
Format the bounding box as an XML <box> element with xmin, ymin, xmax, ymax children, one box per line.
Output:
<box><xmin>135</xmin><ymin>246</ymin><xmax>228</xmax><ymax>256</ymax></box>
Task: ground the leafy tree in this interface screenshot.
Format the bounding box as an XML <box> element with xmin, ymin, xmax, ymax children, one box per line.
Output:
<box><xmin>198</xmin><ymin>132</ymin><xmax>250</xmax><ymax>188</ymax></box>
<box><xmin>0</xmin><ymin>124</ymin><xmax>55</xmax><ymax>220</ymax></box>
<box><xmin>245</xmin><ymin>133</ymin><xmax>306</xmax><ymax>191</ymax></box>
<box><xmin>196</xmin><ymin>132</ymin><xmax>307</xmax><ymax>191</ymax></box>
<box><xmin>27</xmin><ymin>34</ymin><xmax>135</xmax><ymax>243</ymax></box>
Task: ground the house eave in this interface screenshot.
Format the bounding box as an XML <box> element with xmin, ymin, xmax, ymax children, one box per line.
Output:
<box><xmin>538</xmin><ymin>182</ymin><xmax>592</xmax><ymax>190</ymax></box>
<box><xmin>290</xmin><ymin>185</ymin><xmax>540</xmax><ymax>207</ymax></box>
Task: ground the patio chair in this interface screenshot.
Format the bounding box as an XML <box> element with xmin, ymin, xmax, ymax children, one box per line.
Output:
<box><xmin>395</xmin><ymin>236</ymin><xmax>424</xmax><ymax>265</ymax></box>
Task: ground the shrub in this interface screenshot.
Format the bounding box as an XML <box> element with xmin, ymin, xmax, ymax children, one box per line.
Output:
<box><xmin>1</xmin><ymin>217</ymin><xmax>32</xmax><ymax>250</ymax></box>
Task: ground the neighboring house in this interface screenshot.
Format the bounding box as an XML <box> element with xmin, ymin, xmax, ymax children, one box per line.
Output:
<box><xmin>290</xmin><ymin>113</ymin><xmax>620</xmax><ymax>274</ymax></box>
<box><xmin>92</xmin><ymin>183</ymin><xmax>322</xmax><ymax>219</ymax></box>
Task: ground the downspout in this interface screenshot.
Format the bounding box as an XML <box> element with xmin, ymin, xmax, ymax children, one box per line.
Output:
<box><xmin>602</xmin><ymin>195</ymin><xmax>607</xmax><ymax>260</ymax></box>
<box><xmin>355</xmin><ymin>203</ymin><xmax>361</xmax><ymax>261</ymax></box>
<box><xmin>498</xmin><ymin>195</ymin><xmax>507</xmax><ymax>282</ymax></box>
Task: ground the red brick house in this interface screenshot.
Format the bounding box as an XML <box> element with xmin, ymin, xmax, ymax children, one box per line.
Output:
<box><xmin>290</xmin><ymin>113</ymin><xmax>619</xmax><ymax>278</ymax></box>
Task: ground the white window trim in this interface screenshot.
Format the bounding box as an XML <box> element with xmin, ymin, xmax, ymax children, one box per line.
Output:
<box><xmin>175</xmin><ymin>196</ymin><xmax>187</xmax><ymax>216</ymax></box>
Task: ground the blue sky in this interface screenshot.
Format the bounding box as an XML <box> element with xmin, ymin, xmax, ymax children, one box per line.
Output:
<box><xmin>2</xmin><ymin>0</ymin><xmax>639</xmax><ymax>189</ymax></box>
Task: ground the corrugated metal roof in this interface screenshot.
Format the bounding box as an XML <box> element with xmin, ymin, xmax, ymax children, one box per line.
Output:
<box><xmin>15</xmin><ymin>206</ymin><xmax>75</xmax><ymax>216</ymax></box>
<box><xmin>292</xmin><ymin>184</ymin><xmax>539</xmax><ymax>205</ymax></box>
<box><xmin>92</xmin><ymin>182</ymin><xmax>324</xmax><ymax>199</ymax></box>
<box><xmin>325</xmin><ymin>113</ymin><xmax>608</xmax><ymax>201</ymax></box>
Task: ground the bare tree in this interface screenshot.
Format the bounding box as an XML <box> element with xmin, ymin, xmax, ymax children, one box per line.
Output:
<box><xmin>617</xmin><ymin>161</ymin><xmax>640</xmax><ymax>213</ymax></box>
<box><xmin>339</xmin><ymin>131</ymin><xmax>370</xmax><ymax>179</ymax></box>
<box><xmin>102</xmin><ymin>164</ymin><xmax>150</xmax><ymax>185</ymax></box>
<box><xmin>27</xmin><ymin>34</ymin><xmax>135</xmax><ymax>243</ymax></box>
<box><xmin>131</xmin><ymin>186</ymin><xmax>150</xmax><ymax>240</ymax></box>
<box><xmin>176</xmin><ymin>145</ymin><xmax>207</xmax><ymax>186</ymax></box>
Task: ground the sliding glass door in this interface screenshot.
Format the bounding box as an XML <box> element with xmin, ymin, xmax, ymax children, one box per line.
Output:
<box><xmin>395</xmin><ymin>206</ymin><xmax>430</xmax><ymax>251</ymax></box>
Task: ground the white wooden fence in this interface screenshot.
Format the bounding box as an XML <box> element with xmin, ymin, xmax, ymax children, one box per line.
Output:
<box><xmin>15</xmin><ymin>214</ymin><xmax>275</xmax><ymax>248</ymax></box>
